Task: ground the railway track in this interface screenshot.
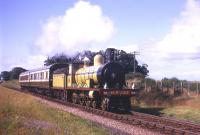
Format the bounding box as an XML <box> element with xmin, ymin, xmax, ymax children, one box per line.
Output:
<box><xmin>3</xmin><ymin>85</ymin><xmax>200</xmax><ymax>135</ymax></box>
<box><xmin>131</xmin><ymin>111</ymin><xmax>200</xmax><ymax>134</ymax></box>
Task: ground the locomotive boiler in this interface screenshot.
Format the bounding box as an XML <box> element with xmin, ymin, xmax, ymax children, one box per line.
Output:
<box><xmin>75</xmin><ymin>54</ymin><xmax>125</xmax><ymax>89</ymax></box>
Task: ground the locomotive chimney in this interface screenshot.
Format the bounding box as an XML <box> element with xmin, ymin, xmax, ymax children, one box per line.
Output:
<box><xmin>105</xmin><ymin>48</ymin><xmax>116</xmax><ymax>62</ymax></box>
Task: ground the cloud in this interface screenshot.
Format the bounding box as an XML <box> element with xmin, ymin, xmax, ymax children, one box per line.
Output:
<box><xmin>25</xmin><ymin>55</ymin><xmax>47</xmax><ymax>69</ymax></box>
<box><xmin>142</xmin><ymin>0</ymin><xmax>200</xmax><ymax>80</ymax></box>
<box><xmin>1</xmin><ymin>1</ymin><xmax>114</xmax><ymax>72</ymax></box>
<box><xmin>116</xmin><ymin>44</ymin><xmax>139</xmax><ymax>53</ymax></box>
<box><xmin>0</xmin><ymin>25</ymin><xmax>2</xmax><ymax>71</ymax></box>
<box><xmin>156</xmin><ymin>0</ymin><xmax>200</xmax><ymax>59</ymax></box>
<box><xmin>1</xmin><ymin>55</ymin><xmax>46</xmax><ymax>71</ymax></box>
<box><xmin>36</xmin><ymin>1</ymin><xmax>115</xmax><ymax>55</ymax></box>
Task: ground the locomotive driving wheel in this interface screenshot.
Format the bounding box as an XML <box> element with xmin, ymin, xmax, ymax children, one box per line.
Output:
<box><xmin>79</xmin><ymin>98</ymin><xmax>85</xmax><ymax>106</ymax></box>
<box><xmin>72</xmin><ymin>94</ymin><xmax>79</xmax><ymax>104</ymax></box>
<box><xmin>86</xmin><ymin>99</ymin><xmax>91</xmax><ymax>107</ymax></box>
<box><xmin>101</xmin><ymin>97</ymin><xmax>110</xmax><ymax>111</ymax></box>
<box><xmin>92</xmin><ymin>100</ymin><xmax>97</xmax><ymax>109</ymax></box>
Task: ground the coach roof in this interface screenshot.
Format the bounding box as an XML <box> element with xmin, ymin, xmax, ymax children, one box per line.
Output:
<box><xmin>19</xmin><ymin>64</ymin><xmax>68</xmax><ymax>76</ymax></box>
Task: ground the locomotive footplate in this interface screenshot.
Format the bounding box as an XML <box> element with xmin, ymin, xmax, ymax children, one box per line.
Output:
<box><xmin>100</xmin><ymin>89</ymin><xmax>137</xmax><ymax>96</ymax></box>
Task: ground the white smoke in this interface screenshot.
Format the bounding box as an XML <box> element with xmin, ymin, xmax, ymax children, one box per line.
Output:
<box><xmin>36</xmin><ymin>1</ymin><xmax>115</xmax><ymax>55</ymax></box>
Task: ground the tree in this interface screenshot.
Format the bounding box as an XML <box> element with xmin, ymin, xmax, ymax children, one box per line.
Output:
<box><xmin>104</xmin><ymin>48</ymin><xmax>149</xmax><ymax>76</ymax></box>
<box><xmin>136</xmin><ymin>64</ymin><xmax>149</xmax><ymax>77</ymax></box>
<box><xmin>44</xmin><ymin>53</ymin><xmax>71</xmax><ymax>66</ymax></box>
<box><xmin>1</xmin><ymin>71</ymin><xmax>11</xmax><ymax>81</ymax></box>
<box><xmin>145</xmin><ymin>77</ymin><xmax>156</xmax><ymax>86</ymax></box>
<box><xmin>43</xmin><ymin>48</ymin><xmax>149</xmax><ymax>77</ymax></box>
<box><xmin>10</xmin><ymin>67</ymin><xmax>27</xmax><ymax>80</ymax></box>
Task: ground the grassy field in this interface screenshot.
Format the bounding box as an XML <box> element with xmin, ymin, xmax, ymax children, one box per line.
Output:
<box><xmin>0</xmin><ymin>85</ymin><xmax>110</xmax><ymax>135</ymax></box>
<box><xmin>1</xmin><ymin>79</ymin><xmax>199</xmax><ymax>134</ymax></box>
<box><xmin>160</xmin><ymin>97</ymin><xmax>200</xmax><ymax>123</ymax></box>
<box><xmin>133</xmin><ymin>97</ymin><xmax>200</xmax><ymax>124</ymax></box>
<box><xmin>1</xmin><ymin>79</ymin><xmax>21</xmax><ymax>89</ymax></box>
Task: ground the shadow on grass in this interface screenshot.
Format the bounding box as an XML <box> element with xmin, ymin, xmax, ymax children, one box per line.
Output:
<box><xmin>132</xmin><ymin>106</ymin><xmax>165</xmax><ymax>116</ymax></box>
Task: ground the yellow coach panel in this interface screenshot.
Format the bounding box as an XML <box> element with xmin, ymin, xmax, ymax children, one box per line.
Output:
<box><xmin>53</xmin><ymin>74</ymin><xmax>66</xmax><ymax>88</ymax></box>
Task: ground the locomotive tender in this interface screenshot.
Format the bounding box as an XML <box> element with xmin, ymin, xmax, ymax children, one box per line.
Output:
<box><xmin>19</xmin><ymin>54</ymin><xmax>137</xmax><ymax>111</ymax></box>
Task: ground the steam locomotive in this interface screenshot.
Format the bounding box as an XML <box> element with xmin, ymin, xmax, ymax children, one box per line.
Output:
<box><xmin>19</xmin><ymin>50</ymin><xmax>138</xmax><ymax>111</ymax></box>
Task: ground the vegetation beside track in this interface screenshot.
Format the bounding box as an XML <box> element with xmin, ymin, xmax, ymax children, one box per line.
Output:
<box><xmin>2</xmin><ymin>80</ymin><xmax>200</xmax><ymax>126</ymax></box>
<box><xmin>1</xmin><ymin>79</ymin><xmax>20</xmax><ymax>89</ymax></box>
<box><xmin>160</xmin><ymin>97</ymin><xmax>200</xmax><ymax>123</ymax></box>
<box><xmin>132</xmin><ymin>96</ymin><xmax>200</xmax><ymax>124</ymax></box>
<box><xmin>0</xmin><ymin>85</ymin><xmax>110</xmax><ymax>135</ymax></box>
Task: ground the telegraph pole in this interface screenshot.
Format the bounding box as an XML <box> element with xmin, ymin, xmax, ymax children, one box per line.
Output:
<box><xmin>131</xmin><ymin>51</ymin><xmax>140</xmax><ymax>73</ymax></box>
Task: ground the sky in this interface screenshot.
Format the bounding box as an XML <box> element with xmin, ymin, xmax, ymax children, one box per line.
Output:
<box><xmin>1</xmin><ymin>0</ymin><xmax>200</xmax><ymax>80</ymax></box>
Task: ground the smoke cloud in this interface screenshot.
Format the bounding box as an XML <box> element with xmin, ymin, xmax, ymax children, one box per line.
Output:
<box><xmin>36</xmin><ymin>1</ymin><xmax>115</xmax><ymax>55</ymax></box>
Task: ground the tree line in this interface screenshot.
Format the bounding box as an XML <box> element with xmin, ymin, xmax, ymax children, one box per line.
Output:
<box><xmin>1</xmin><ymin>48</ymin><xmax>148</xmax><ymax>81</ymax></box>
<box><xmin>0</xmin><ymin>67</ymin><xmax>27</xmax><ymax>81</ymax></box>
<box><xmin>44</xmin><ymin>48</ymin><xmax>149</xmax><ymax>76</ymax></box>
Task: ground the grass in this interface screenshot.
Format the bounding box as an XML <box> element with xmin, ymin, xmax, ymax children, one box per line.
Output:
<box><xmin>0</xmin><ymin>85</ymin><xmax>110</xmax><ymax>135</ymax></box>
<box><xmin>132</xmin><ymin>93</ymin><xmax>200</xmax><ymax>124</ymax></box>
<box><xmin>1</xmin><ymin>79</ymin><xmax>20</xmax><ymax>89</ymax></box>
<box><xmin>160</xmin><ymin>97</ymin><xmax>200</xmax><ymax>123</ymax></box>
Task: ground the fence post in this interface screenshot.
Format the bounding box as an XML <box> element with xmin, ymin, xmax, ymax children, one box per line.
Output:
<box><xmin>180</xmin><ymin>81</ymin><xmax>183</xmax><ymax>94</ymax></box>
<box><xmin>156</xmin><ymin>81</ymin><xmax>158</xmax><ymax>90</ymax></box>
<box><xmin>145</xmin><ymin>79</ymin><xmax>147</xmax><ymax>92</ymax></box>
<box><xmin>197</xmin><ymin>82</ymin><xmax>199</xmax><ymax>96</ymax></box>
<box><xmin>187</xmin><ymin>82</ymin><xmax>190</xmax><ymax>96</ymax></box>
